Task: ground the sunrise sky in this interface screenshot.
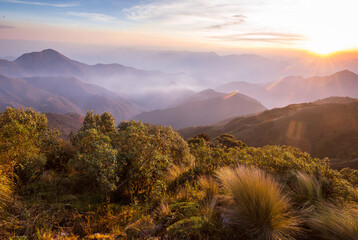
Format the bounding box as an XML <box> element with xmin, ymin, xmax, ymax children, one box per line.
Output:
<box><xmin>0</xmin><ymin>0</ymin><xmax>357</xmax><ymax>54</ymax></box>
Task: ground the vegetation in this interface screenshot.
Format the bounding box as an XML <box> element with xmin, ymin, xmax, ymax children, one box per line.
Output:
<box><xmin>0</xmin><ymin>107</ymin><xmax>357</xmax><ymax>239</ymax></box>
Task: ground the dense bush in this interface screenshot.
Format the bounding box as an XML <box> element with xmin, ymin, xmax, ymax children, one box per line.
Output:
<box><xmin>1</xmin><ymin>108</ymin><xmax>357</xmax><ymax>239</ymax></box>
<box><xmin>115</xmin><ymin>121</ymin><xmax>193</xmax><ymax>200</ymax></box>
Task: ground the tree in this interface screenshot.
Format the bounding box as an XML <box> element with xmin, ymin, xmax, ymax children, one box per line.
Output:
<box><xmin>71</xmin><ymin>125</ymin><xmax>118</xmax><ymax>198</ymax></box>
<box><xmin>115</xmin><ymin>121</ymin><xmax>193</xmax><ymax>200</ymax></box>
<box><xmin>0</xmin><ymin>107</ymin><xmax>51</xmax><ymax>183</ymax></box>
<box><xmin>214</xmin><ymin>134</ymin><xmax>247</xmax><ymax>149</ymax></box>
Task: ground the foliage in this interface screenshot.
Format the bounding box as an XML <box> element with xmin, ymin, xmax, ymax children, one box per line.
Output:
<box><xmin>0</xmin><ymin>165</ymin><xmax>13</xmax><ymax>216</ymax></box>
<box><xmin>115</xmin><ymin>121</ymin><xmax>193</xmax><ymax>200</ymax></box>
<box><xmin>214</xmin><ymin>133</ymin><xmax>247</xmax><ymax>149</ymax></box>
<box><xmin>0</xmin><ymin>107</ymin><xmax>53</xmax><ymax>184</ymax></box>
<box><xmin>1</xmin><ymin>108</ymin><xmax>358</xmax><ymax>239</ymax></box>
<box><xmin>71</xmin><ymin>128</ymin><xmax>118</xmax><ymax>197</ymax></box>
<box><xmin>166</xmin><ymin>216</ymin><xmax>206</xmax><ymax>239</ymax></box>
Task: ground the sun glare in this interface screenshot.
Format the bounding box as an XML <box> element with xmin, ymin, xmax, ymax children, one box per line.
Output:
<box><xmin>305</xmin><ymin>41</ymin><xmax>343</xmax><ymax>56</ymax></box>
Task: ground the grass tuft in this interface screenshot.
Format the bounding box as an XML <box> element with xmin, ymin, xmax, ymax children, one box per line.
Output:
<box><xmin>308</xmin><ymin>202</ymin><xmax>358</xmax><ymax>240</ymax></box>
<box><xmin>217</xmin><ymin>166</ymin><xmax>301</xmax><ymax>240</ymax></box>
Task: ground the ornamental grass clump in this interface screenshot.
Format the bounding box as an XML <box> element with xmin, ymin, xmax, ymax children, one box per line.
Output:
<box><xmin>217</xmin><ymin>166</ymin><xmax>301</xmax><ymax>240</ymax></box>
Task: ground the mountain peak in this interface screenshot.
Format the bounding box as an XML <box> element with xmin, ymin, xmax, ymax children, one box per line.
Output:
<box><xmin>332</xmin><ymin>69</ymin><xmax>357</xmax><ymax>77</ymax></box>
<box><xmin>15</xmin><ymin>49</ymin><xmax>67</xmax><ymax>63</ymax></box>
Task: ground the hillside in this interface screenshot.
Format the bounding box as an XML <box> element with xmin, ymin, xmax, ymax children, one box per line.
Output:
<box><xmin>179</xmin><ymin>98</ymin><xmax>358</xmax><ymax>167</ymax></box>
<box><xmin>46</xmin><ymin>112</ymin><xmax>84</xmax><ymax>139</ymax></box>
<box><xmin>134</xmin><ymin>90</ymin><xmax>266</xmax><ymax>129</ymax></box>
<box><xmin>0</xmin><ymin>74</ymin><xmax>142</xmax><ymax>121</ymax></box>
<box><xmin>216</xmin><ymin>70</ymin><xmax>358</xmax><ymax>108</ymax></box>
<box><xmin>0</xmin><ymin>49</ymin><xmax>199</xmax><ymax>109</ymax></box>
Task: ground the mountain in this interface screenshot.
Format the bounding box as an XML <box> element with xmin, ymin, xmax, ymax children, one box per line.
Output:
<box><xmin>179</xmin><ymin>97</ymin><xmax>358</xmax><ymax>168</ymax></box>
<box><xmin>0</xmin><ymin>74</ymin><xmax>83</xmax><ymax>113</ymax></box>
<box><xmin>0</xmin><ymin>49</ymin><xmax>200</xmax><ymax>110</ymax></box>
<box><xmin>0</xmin><ymin>74</ymin><xmax>141</xmax><ymax>121</ymax></box>
<box><xmin>46</xmin><ymin>112</ymin><xmax>84</xmax><ymax>139</ymax></box>
<box><xmin>134</xmin><ymin>90</ymin><xmax>266</xmax><ymax>129</ymax></box>
<box><xmin>216</xmin><ymin>70</ymin><xmax>358</xmax><ymax>108</ymax></box>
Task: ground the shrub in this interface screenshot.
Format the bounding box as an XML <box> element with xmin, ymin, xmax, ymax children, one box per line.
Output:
<box><xmin>217</xmin><ymin>166</ymin><xmax>301</xmax><ymax>240</ymax></box>
<box><xmin>0</xmin><ymin>166</ymin><xmax>13</xmax><ymax>216</ymax></box>
<box><xmin>0</xmin><ymin>107</ymin><xmax>50</xmax><ymax>183</ymax></box>
<box><xmin>71</xmin><ymin>128</ymin><xmax>118</xmax><ymax>197</ymax></box>
<box><xmin>166</xmin><ymin>216</ymin><xmax>206</xmax><ymax>239</ymax></box>
<box><xmin>115</xmin><ymin>121</ymin><xmax>193</xmax><ymax>200</ymax></box>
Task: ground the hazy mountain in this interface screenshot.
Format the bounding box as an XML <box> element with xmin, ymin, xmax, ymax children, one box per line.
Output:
<box><xmin>0</xmin><ymin>74</ymin><xmax>83</xmax><ymax>113</ymax></box>
<box><xmin>216</xmin><ymin>70</ymin><xmax>358</xmax><ymax>108</ymax></box>
<box><xmin>179</xmin><ymin>97</ymin><xmax>358</xmax><ymax>167</ymax></box>
<box><xmin>134</xmin><ymin>90</ymin><xmax>266</xmax><ymax>129</ymax></box>
<box><xmin>0</xmin><ymin>49</ymin><xmax>199</xmax><ymax>98</ymax></box>
<box><xmin>0</xmin><ymin>74</ymin><xmax>142</xmax><ymax>120</ymax></box>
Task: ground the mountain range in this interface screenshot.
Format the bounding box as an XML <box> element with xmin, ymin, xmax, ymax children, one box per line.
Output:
<box><xmin>0</xmin><ymin>49</ymin><xmax>199</xmax><ymax>110</ymax></box>
<box><xmin>217</xmin><ymin>70</ymin><xmax>358</xmax><ymax>108</ymax></box>
<box><xmin>134</xmin><ymin>89</ymin><xmax>266</xmax><ymax>129</ymax></box>
<box><xmin>179</xmin><ymin>97</ymin><xmax>358</xmax><ymax>167</ymax></box>
<box><xmin>0</xmin><ymin>74</ymin><xmax>141</xmax><ymax>121</ymax></box>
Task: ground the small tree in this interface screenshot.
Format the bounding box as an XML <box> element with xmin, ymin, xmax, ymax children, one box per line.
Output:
<box><xmin>0</xmin><ymin>107</ymin><xmax>51</xmax><ymax>183</ymax></box>
<box><xmin>71</xmin><ymin>126</ymin><xmax>118</xmax><ymax>198</ymax></box>
<box><xmin>115</xmin><ymin>121</ymin><xmax>192</xmax><ymax>200</ymax></box>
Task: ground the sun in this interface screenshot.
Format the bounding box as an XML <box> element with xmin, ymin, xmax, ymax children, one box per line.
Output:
<box><xmin>305</xmin><ymin>41</ymin><xmax>342</xmax><ymax>56</ymax></box>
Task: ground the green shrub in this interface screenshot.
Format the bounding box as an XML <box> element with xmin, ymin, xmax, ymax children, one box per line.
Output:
<box><xmin>166</xmin><ymin>216</ymin><xmax>206</xmax><ymax>239</ymax></box>
<box><xmin>71</xmin><ymin>128</ymin><xmax>118</xmax><ymax>197</ymax></box>
<box><xmin>0</xmin><ymin>166</ymin><xmax>13</xmax><ymax>216</ymax></box>
<box><xmin>115</xmin><ymin>121</ymin><xmax>193</xmax><ymax>200</ymax></box>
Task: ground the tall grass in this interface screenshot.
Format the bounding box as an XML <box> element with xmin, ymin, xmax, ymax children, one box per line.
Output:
<box><xmin>308</xmin><ymin>202</ymin><xmax>358</xmax><ymax>240</ymax></box>
<box><xmin>217</xmin><ymin>166</ymin><xmax>301</xmax><ymax>240</ymax></box>
<box><xmin>292</xmin><ymin>172</ymin><xmax>323</xmax><ymax>205</ymax></box>
<box><xmin>198</xmin><ymin>176</ymin><xmax>219</xmax><ymax>222</ymax></box>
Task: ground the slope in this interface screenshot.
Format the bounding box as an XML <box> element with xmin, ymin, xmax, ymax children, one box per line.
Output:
<box><xmin>179</xmin><ymin>97</ymin><xmax>358</xmax><ymax>167</ymax></box>
<box><xmin>134</xmin><ymin>90</ymin><xmax>266</xmax><ymax>129</ymax></box>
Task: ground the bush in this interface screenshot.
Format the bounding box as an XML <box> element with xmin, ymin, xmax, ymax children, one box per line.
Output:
<box><xmin>0</xmin><ymin>166</ymin><xmax>13</xmax><ymax>216</ymax></box>
<box><xmin>217</xmin><ymin>166</ymin><xmax>301</xmax><ymax>240</ymax></box>
<box><xmin>71</xmin><ymin>128</ymin><xmax>118</xmax><ymax>197</ymax></box>
<box><xmin>166</xmin><ymin>216</ymin><xmax>206</xmax><ymax>239</ymax></box>
<box><xmin>115</xmin><ymin>121</ymin><xmax>193</xmax><ymax>200</ymax></box>
<box><xmin>0</xmin><ymin>107</ymin><xmax>51</xmax><ymax>184</ymax></box>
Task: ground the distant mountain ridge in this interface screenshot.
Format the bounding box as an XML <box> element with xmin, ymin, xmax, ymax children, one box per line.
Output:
<box><xmin>179</xmin><ymin>97</ymin><xmax>358</xmax><ymax>167</ymax></box>
<box><xmin>134</xmin><ymin>90</ymin><xmax>266</xmax><ymax>129</ymax></box>
<box><xmin>0</xmin><ymin>74</ymin><xmax>141</xmax><ymax>121</ymax></box>
<box><xmin>216</xmin><ymin>70</ymin><xmax>358</xmax><ymax>108</ymax></box>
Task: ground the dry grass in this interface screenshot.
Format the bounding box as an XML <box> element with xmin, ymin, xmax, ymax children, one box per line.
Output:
<box><xmin>217</xmin><ymin>166</ymin><xmax>301</xmax><ymax>240</ymax></box>
<box><xmin>292</xmin><ymin>172</ymin><xmax>323</xmax><ymax>205</ymax></box>
<box><xmin>198</xmin><ymin>176</ymin><xmax>219</xmax><ymax>222</ymax></box>
<box><xmin>308</xmin><ymin>202</ymin><xmax>358</xmax><ymax>240</ymax></box>
<box><xmin>164</xmin><ymin>164</ymin><xmax>190</xmax><ymax>184</ymax></box>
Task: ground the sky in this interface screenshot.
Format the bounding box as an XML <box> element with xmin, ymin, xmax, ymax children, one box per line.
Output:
<box><xmin>1</xmin><ymin>0</ymin><xmax>358</xmax><ymax>54</ymax></box>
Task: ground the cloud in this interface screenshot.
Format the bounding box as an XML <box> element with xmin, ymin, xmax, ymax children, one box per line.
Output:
<box><xmin>0</xmin><ymin>24</ymin><xmax>15</xmax><ymax>29</ymax></box>
<box><xmin>205</xmin><ymin>15</ymin><xmax>246</xmax><ymax>30</ymax></box>
<box><xmin>123</xmin><ymin>0</ymin><xmax>246</xmax><ymax>29</ymax></box>
<box><xmin>67</xmin><ymin>11</ymin><xmax>116</xmax><ymax>22</ymax></box>
<box><xmin>2</xmin><ymin>0</ymin><xmax>78</xmax><ymax>7</ymax></box>
<box><xmin>211</xmin><ymin>32</ymin><xmax>307</xmax><ymax>44</ymax></box>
